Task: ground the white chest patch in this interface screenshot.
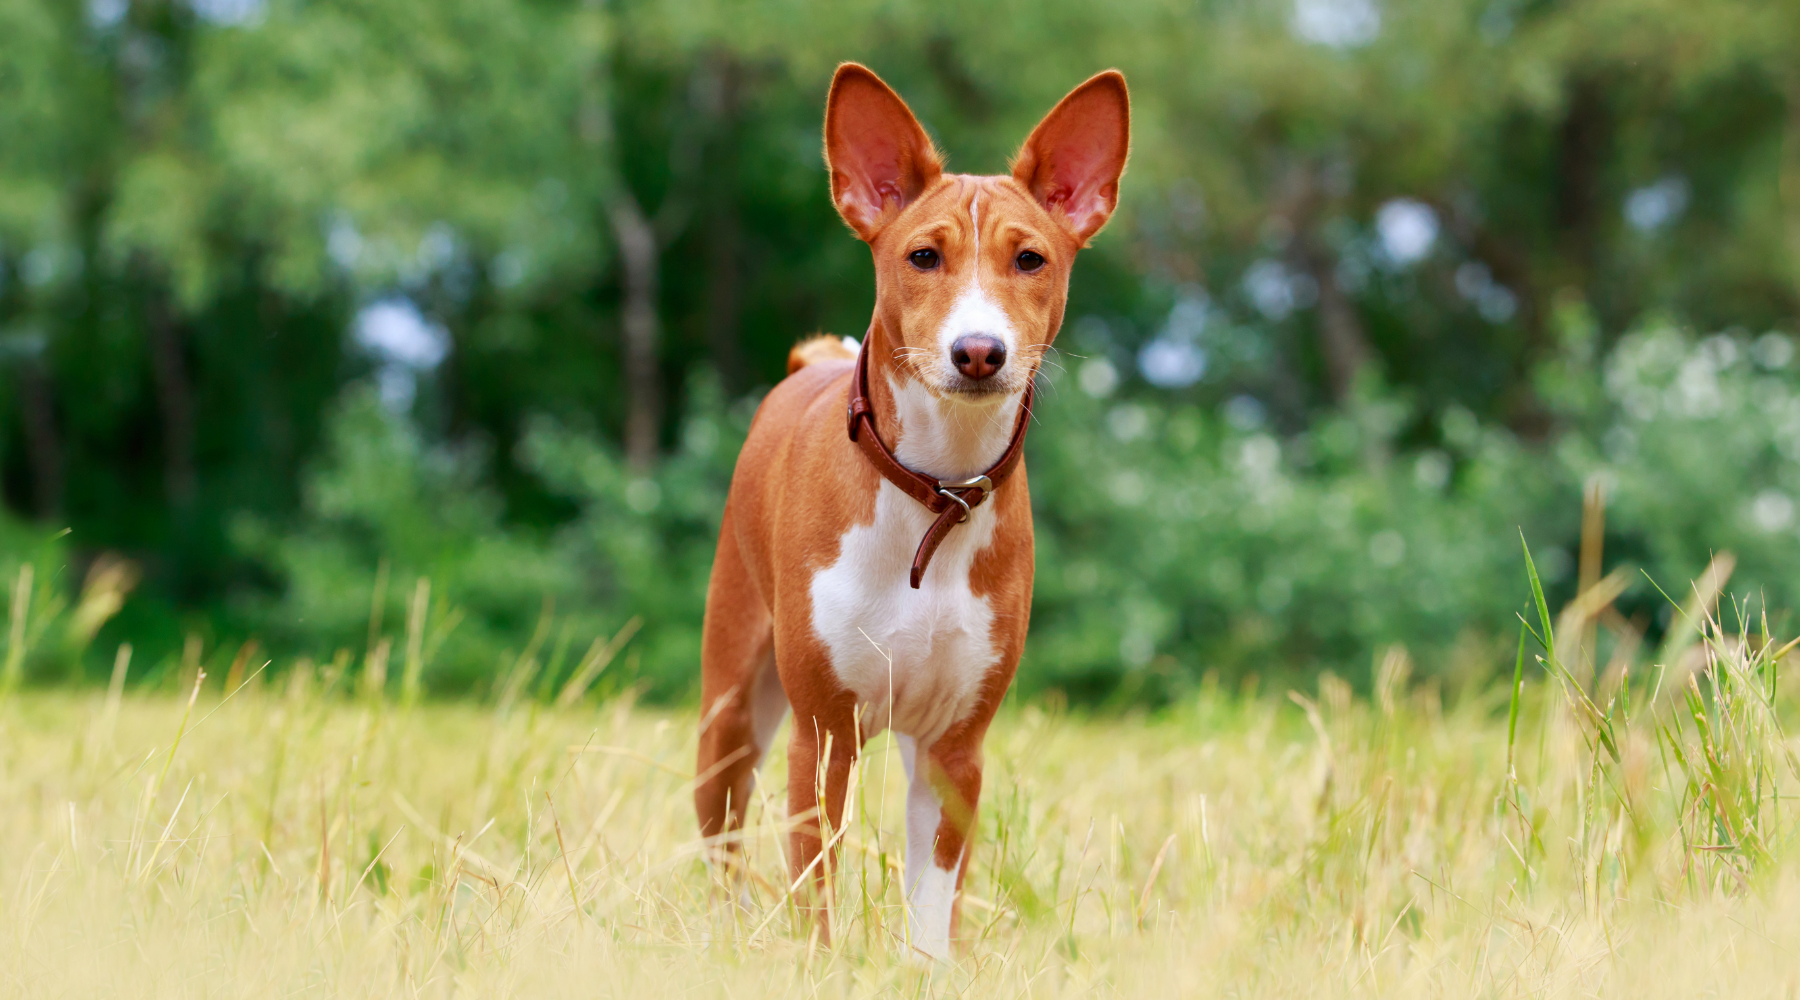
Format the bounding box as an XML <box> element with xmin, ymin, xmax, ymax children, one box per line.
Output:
<box><xmin>808</xmin><ymin>481</ymin><xmax>999</xmax><ymax>745</ymax></box>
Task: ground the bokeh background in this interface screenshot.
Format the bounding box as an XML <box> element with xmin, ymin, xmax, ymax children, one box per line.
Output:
<box><xmin>2</xmin><ymin>0</ymin><xmax>1798</xmax><ymax>703</ymax></box>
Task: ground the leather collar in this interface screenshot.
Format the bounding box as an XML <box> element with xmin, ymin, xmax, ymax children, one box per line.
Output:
<box><xmin>845</xmin><ymin>333</ymin><xmax>1034</xmax><ymax>588</ymax></box>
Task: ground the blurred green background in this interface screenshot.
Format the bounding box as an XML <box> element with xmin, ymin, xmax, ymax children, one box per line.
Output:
<box><xmin>2</xmin><ymin>0</ymin><xmax>1799</xmax><ymax>701</ymax></box>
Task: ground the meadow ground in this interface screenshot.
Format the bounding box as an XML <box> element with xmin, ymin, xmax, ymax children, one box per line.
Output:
<box><xmin>0</xmin><ymin>622</ymin><xmax>1797</xmax><ymax>997</ymax></box>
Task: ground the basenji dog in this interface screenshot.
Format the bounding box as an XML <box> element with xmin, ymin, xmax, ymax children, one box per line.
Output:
<box><xmin>696</xmin><ymin>62</ymin><xmax>1129</xmax><ymax>960</ymax></box>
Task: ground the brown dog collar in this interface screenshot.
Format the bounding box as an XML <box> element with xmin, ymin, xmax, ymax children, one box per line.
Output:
<box><xmin>845</xmin><ymin>334</ymin><xmax>1034</xmax><ymax>588</ymax></box>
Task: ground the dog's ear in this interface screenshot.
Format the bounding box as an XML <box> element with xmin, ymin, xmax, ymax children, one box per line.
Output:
<box><xmin>1011</xmin><ymin>71</ymin><xmax>1130</xmax><ymax>244</ymax></box>
<box><xmin>824</xmin><ymin>63</ymin><xmax>943</xmax><ymax>241</ymax></box>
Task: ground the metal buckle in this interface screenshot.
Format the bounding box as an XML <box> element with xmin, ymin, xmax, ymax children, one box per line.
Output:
<box><xmin>935</xmin><ymin>475</ymin><xmax>993</xmax><ymax>523</ymax></box>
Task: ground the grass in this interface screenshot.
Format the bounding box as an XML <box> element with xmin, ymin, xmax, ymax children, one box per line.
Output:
<box><xmin>0</xmin><ymin>584</ymin><xmax>1798</xmax><ymax>999</ymax></box>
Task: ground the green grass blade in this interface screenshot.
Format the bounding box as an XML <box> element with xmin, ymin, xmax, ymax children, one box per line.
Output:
<box><xmin>1520</xmin><ymin>531</ymin><xmax>1557</xmax><ymax>660</ymax></box>
<box><xmin>1508</xmin><ymin>624</ymin><xmax>1525</xmax><ymax>778</ymax></box>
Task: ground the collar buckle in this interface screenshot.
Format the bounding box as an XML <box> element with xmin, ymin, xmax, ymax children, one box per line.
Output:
<box><xmin>935</xmin><ymin>475</ymin><xmax>994</xmax><ymax>523</ymax></box>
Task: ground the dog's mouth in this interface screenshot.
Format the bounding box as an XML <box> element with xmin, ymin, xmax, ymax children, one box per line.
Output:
<box><xmin>890</xmin><ymin>344</ymin><xmax>1037</xmax><ymax>400</ymax></box>
<box><xmin>942</xmin><ymin>376</ymin><xmax>1015</xmax><ymax>398</ymax></box>
<box><xmin>938</xmin><ymin>361</ymin><xmax>1039</xmax><ymax>401</ymax></box>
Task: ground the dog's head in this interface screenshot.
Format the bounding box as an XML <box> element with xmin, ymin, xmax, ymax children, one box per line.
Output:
<box><xmin>825</xmin><ymin>64</ymin><xmax>1129</xmax><ymax>402</ymax></box>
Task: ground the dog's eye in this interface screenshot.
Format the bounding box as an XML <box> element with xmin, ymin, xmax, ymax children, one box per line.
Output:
<box><xmin>908</xmin><ymin>248</ymin><xmax>940</xmax><ymax>270</ymax></box>
<box><xmin>1015</xmin><ymin>250</ymin><xmax>1046</xmax><ymax>272</ymax></box>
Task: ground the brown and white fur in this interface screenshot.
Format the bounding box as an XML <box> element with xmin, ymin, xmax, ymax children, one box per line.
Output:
<box><xmin>695</xmin><ymin>63</ymin><xmax>1129</xmax><ymax>960</ymax></box>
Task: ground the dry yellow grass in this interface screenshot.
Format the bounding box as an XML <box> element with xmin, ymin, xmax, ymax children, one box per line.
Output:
<box><xmin>0</xmin><ymin>640</ymin><xmax>1796</xmax><ymax>997</ymax></box>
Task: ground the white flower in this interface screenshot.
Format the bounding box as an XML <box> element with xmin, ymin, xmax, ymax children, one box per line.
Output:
<box><xmin>1292</xmin><ymin>0</ymin><xmax>1381</xmax><ymax>47</ymax></box>
<box><xmin>1376</xmin><ymin>199</ymin><xmax>1438</xmax><ymax>266</ymax></box>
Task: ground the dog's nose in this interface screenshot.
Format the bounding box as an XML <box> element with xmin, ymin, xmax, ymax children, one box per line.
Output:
<box><xmin>951</xmin><ymin>335</ymin><xmax>1006</xmax><ymax>381</ymax></box>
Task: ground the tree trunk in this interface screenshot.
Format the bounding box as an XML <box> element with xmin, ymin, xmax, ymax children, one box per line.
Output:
<box><xmin>15</xmin><ymin>357</ymin><xmax>63</xmax><ymax>520</ymax></box>
<box><xmin>147</xmin><ymin>302</ymin><xmax>197</xmax><ymax>509</ymax></box>
<box><xmin>1555</xmin><ymin>76</ymin><xmax>1608</xmax><ymax>288</ymax></box>
<box><xmin>706</xmin><ymin>205</ymin><xmax>744</xmax><ymax>395</ymax></box>
<box><xmin>1292</xmin><ymin>218</ymin><xmax>1371</xmax><ymax>405</ymax></box>
<box><xmin>701</xmin><ymin>51</ymin><xmax>745</xmax><ymax>394</ymax></box>
<box><xmin>1781</xmin><ymin>75</ymin><xmax>1800</xmax><ymax>311</ymax></box>
<box><xmin>583</xmin><ymin>0</ymin><xmax>664</xmax><ymax>471</ymax></box>
<box><xmin>1283</xmin><ymin>164</ymin><xmax>1373</xmax><ymax>405</ymax></box>
<box><xmin>1306</xmin><ymin>247</ymin><xmax>1370</xmax><ymax>403</ymax></box>
<box><xmin>610</xmin><ymin>196</ymin><xmax>661</xmax><ymax>472</ymax></box>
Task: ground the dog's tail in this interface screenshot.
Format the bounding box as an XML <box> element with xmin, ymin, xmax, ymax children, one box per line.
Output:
<box><xmin>787</xmin><ymin>334</ymin><xmax>860</xmax><ymax>375</ymax></box>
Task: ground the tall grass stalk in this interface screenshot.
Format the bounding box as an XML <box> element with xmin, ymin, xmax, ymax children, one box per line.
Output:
<box><xmin>1520</xmin><ymin>535</ymin><xmax>1800</xmax><ymax>905</ymax></box>
<box><xmin>2</xmin><ymin>564</ymin><xmax>32</xmax><ymax>697</ymax></box>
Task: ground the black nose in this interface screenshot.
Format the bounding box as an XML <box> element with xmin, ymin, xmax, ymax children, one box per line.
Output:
<box><xmin>951</xmin><ymin>335</ymin><xmax>1006</xmax><ymax>381</ymax></box>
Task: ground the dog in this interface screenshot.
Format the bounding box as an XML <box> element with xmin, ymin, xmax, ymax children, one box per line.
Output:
<box><xmin>696</xmin><ymin>62</ymin><xmax>1129</xmax><ymax>960</ymax></box>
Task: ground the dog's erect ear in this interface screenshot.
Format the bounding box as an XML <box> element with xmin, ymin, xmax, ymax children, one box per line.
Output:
<box><xmin>1011</xmin><ymin>71</ymin><xmax>1130</xmax><ymax>244</ymax></box>
<box><xmin>824</xmin><ymin>63</ymin><xmax>943</xmax><ymax>241</ymax></box>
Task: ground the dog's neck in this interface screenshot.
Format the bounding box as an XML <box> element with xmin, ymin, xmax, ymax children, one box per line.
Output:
<box><xmin>864</xmin><ymin>318</ymin><xmax>1025</xmax><ymax>483</ymax></box>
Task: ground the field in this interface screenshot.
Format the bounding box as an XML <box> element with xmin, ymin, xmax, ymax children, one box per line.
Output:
<box><xmin>1</xmin><ymin>596</ymin><xmax>1798</xmax><ymax>999</ymax></box>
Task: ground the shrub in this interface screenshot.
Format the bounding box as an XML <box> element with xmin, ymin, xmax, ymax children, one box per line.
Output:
<box><xmin>220</xmin><ymin>319</ymin><xmax>1800</xmax><ymax>705</ymax></box>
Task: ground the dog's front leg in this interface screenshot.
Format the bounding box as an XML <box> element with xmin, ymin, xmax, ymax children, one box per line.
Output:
<box><xmin>785</xmin><ymin>700</ymin><xmax>861</xmax><ymax>940</ymax></box>
<box><xmin>899</xmin><ymin>732</ymin><xmax>983</xmax><ymax>962</ymax></box>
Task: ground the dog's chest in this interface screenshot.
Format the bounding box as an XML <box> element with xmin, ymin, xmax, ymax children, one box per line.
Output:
<box><xmin>808</xmin><ymin>481</ymin><xmax>999</xmax><ymax>745</ymax></box>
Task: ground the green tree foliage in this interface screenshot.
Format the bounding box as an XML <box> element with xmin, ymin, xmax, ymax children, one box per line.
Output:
<box><xmin>2</xmin><ymin>0</ymin><xmax>1800</xmax><ymax>697</ymax></box>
